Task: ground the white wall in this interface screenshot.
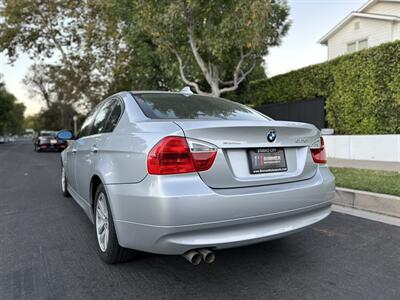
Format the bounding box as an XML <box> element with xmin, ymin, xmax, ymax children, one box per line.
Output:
<box><xmin>324</xmin><ymin>135</ymin><xmax>400</xmax><ymax>162</ymax></box>
<box><xmin>364</xmin><ymin>2</ymin><xmax>400</xmax><ymax>16</ymax></box>
<box><xmin>327</xmin><ymin>17</ymin><xmax>396</xmax><ymax>59</ymax></box>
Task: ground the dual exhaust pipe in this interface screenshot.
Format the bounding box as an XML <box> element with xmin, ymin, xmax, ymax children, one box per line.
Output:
<box><xmin>183</xmin><ymin>249</ymin><xmax>215</xmax><ymax>265</ymax></box>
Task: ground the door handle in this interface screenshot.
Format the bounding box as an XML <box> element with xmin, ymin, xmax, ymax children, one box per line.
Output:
<box><xmin>90</xmin><ymin>145</ymin><xmax>99</xmax><ymax>153</ymax></box>
<box><xmin>72</xmin><ymin>148</ymin><xmax>77</xmax><ymax>154</ymax></box>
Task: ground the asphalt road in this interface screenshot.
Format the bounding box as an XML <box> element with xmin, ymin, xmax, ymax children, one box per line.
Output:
<box><xmin>1</xmin><ymin>141</ymin><xmax>399</xmax><ymax>300</ymax></box>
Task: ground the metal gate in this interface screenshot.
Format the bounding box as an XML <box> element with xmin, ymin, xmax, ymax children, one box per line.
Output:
<box><xmin>255</xmin><ymin>97</ymin><xmax>326</xmax><ymax>129</ymax></box>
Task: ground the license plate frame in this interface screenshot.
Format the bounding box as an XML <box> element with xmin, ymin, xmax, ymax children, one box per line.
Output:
<box><xmin>247</xmin><ymin>148</ymin><xmax>288</xmax><ymax>174</ymax></box>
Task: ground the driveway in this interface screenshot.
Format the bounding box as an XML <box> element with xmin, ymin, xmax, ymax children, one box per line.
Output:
<box><xmin>1</xmin><ymin>141</ymin><xmax>399</xmax><ymax>299</ymax></box>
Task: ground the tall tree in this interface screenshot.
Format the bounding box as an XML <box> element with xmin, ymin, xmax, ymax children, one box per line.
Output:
<box><xmin>129</xmin><ymin>0</ymin><xmax>290</xmax><ymax>96</ymax></box>
<box><xmin>1</xmin><ymin>0</ymin><xmax>290</xmax><ymax>108</ymax></box>
<box><xmin>0</xmin><ymin>0</ymin><xmax>133</xmax><ymax>108</ymax></box>
<box><xmin>0</xmin><ymin>76</ymin><xmax>26</xmax><ymax>134</ymax></box>
<box><xmin>1</xmin><ymin>0</ymin><xmax>179</xmax><ymax>109</ymax></box>
<box><xmin>23</xmin><ymin>64</ymin><xmax>54</xmax><ymax>109</ymax></box>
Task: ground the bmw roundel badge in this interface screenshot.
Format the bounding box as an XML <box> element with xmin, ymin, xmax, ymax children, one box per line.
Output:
<box><xmin>267</xmin><ymin>130</ymin><xmax>276</xmax><ymax>143</ymax></box>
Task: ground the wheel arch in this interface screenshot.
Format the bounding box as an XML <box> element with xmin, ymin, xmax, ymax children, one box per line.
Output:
<box><xmin>90</xmin><ymin>175</ymin><xmax>103</xmax><ymax>208</ymax></box>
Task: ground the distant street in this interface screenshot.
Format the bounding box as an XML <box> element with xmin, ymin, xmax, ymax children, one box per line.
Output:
<box><xmin>1</xmin><ymin>140</ymin><xmax>400</xmax><ymax>299</ymax></box>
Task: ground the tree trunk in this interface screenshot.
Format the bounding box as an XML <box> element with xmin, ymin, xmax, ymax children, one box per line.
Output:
<box><xmin>210</xmin><ymin>81</ymin><xmax>221</xmax><ymax>97</ymax></box>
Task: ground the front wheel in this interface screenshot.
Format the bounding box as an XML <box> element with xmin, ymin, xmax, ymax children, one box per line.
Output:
<box><xmin>94</xmin><ymin>184</ymin><xmax>134</xmax><ymax>264</ymax></box>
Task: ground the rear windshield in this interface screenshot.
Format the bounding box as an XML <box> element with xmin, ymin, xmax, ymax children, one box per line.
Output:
<box><xmin>132</xmin><ymin>93</ymin><xmax>267</xmax><ymax>121</ymax></box>
<box><xmin>40</xmin><ymin>131</ymin><xmax>56</xmax><ymax>137</ymax></box>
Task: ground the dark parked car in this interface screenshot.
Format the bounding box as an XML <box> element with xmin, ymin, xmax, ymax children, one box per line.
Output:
<box><xmin>34</xmin><ymin>130</ymin><xmax>68</xmax><ymax>152</ymax></box>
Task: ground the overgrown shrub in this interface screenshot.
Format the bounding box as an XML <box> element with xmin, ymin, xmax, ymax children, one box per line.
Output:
<box><xmin>249</xmin><ymin>41</ymin><xmax>400</xmax><ymax>134</ymax></box>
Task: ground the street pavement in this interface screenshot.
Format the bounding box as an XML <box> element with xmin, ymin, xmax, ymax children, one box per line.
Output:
<box><xmin>1</xmin><ymin>140</ymin><xmax>400</xmax><ymax>299</ymax></box>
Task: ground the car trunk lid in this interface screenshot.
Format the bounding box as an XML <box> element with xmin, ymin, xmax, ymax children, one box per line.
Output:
<box><xmin>174</xmin><ymin>120</ymin><xmax>320</xmax><ymax>188</ymax></box>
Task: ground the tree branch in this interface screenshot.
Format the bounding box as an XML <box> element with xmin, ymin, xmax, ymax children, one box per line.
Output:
<box><xmin>187</xmin><ymin>25</ymin><xmax>214</xmax><ymax>87</ymax></box>
<box><xmin>184</xmin><ymin>6</ymin><xmax>215</xmax><ymax>87</ymax></box>
<box><xmin>219</xmin><ymin>61</ymin><xmax>256</xmax><ymax>94</ymax></box>
<box><xmin>217</xmin><ymin>49</ymin><xmax>255</xmax><ymax>94</ymax></box>
<box><xmin>181</xmin><ymin>7</ymin><xmax>256</xmax><ymax>96</ymax></box>
<box><xmin>172</xmin><ymin>49</ymin><xmax>205</xmax><ymax>95</ymax></box>
<box><xmin>233</xmin><ymin>48</ymin><xmax>253</xmax><ymax>83</ymax></box>
<box><xmin>219</xmin><ymin>79</ymin><xmax>234</xmax><ymax>85</ymax></box>
<box><xmin>36</xmin><ymin>9</ymin><xmax>75</xmax><ymax>72</ymax></box>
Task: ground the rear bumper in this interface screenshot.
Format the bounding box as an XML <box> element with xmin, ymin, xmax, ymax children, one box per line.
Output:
<box><xmin>38</xmin><ymin>143</ymin><xmax>67</xmax><ymax>151</ymax></box>
<box><xmin>106</xmin><ymin>166</ymin><xmax>335</xmax><ymax>255</ymax></box>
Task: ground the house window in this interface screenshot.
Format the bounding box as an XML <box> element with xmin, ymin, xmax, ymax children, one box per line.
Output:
<box><xmin>347</xmin><ymin>42</ymin><xmax>357</xmax><ymax>53</ymax></box>
<box><xmin>359</xmin><ymin>39</ymin><xmax>368</xmax><ymax>50</ymax></box>
<box><xmin>347</xmin><ymin>39</ymin><xmax>368</xmax><ymax>53</ymax></box>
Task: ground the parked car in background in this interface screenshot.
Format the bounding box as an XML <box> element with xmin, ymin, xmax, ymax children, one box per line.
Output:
<box><xmin>34</xmin><ymin>130</ymin><xmax>68</xmax><ymax>152</ymax></box>
<box><xmin>5</xmin><ymin>135</ymin><xmax>16</xmax><ymax>143</ymax></box>
<box><xmin>0</xmin><ymin>136</ymin><xmax>5</xmax><ymax>144</ymax></box>
<box><xmin>58</xmin><ymin>90</ymin><xmax>335</xmax><ymax>265</ymax></box>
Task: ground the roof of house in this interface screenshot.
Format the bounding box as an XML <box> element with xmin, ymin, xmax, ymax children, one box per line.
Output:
<box><xmin>318</xmin><ymin>0</ymin><xmax>400</xmax><ymax>44</ymax></box>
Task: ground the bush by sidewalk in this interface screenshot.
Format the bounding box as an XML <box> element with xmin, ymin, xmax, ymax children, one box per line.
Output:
<box><xmin>248</xmin><ymin>41</ymin><xmax>400</xmax><ymax>134</ymax></box>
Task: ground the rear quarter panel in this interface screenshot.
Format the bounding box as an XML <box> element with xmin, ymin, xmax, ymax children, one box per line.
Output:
<box><xmin>95</xmin><ymin>118</ymin><xmax>184</xmax><ymax>185</ymax></box>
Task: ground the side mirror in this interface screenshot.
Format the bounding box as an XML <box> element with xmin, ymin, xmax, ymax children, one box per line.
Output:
<box><xmin>56</xmin><ymin>130</ymin><xmax>74</xmax><ymax>140</ymax></box>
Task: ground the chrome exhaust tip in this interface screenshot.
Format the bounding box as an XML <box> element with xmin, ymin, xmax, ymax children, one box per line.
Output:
<box><xmin>183</xmin><ymin>250</ymin><xmax>202</xmax><ymax>265</ymax></box>
<box><xmin>198</xmin><ymin>248</ymin><xmax>215</xmax><ymax>264</ymax></box>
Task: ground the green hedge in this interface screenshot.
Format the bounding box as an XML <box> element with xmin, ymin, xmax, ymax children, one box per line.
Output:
<box><xmin>249</xmin><ymin>41</ymin><xmax>400</xmax><ymax>134</ymax></box>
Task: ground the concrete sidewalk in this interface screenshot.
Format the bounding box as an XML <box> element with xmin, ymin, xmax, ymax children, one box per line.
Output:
<box><xmin>328</xmin><ymin>158</ymin><xmax>400</xmax><ymax>172</ymax></box>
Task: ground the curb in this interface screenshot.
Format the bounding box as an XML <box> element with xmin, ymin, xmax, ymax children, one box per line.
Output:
<box><xmin>334</xmin><ymin>187</ymin><xmax>400</xmax><ymax>218</ymax></box>
<box><xmin>332</xmin><ymin>205</ymin><xmax>400</xmax><ymax>227</ymax></box>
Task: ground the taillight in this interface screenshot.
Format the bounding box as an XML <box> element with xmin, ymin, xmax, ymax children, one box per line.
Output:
<box><xmin>186</xmin><ymin>138</ymin><xmax>217</xmax><ymax>172</ymax></box>
<box><xmin>311</xmin><ymin>137</ymin><xmax>327</xmax><ymax>164</ymax></box>
<box><xmin>147</xmin><ymin>136</ymin><xmax>217</xmax><ymax>175</ymax></box>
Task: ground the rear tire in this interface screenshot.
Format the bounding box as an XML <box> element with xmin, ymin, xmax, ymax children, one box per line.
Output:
<box><xmin>94</xmin><ymin>183</ymin><xmax>134</xmax><ymax>264</ymax></box>
<box><xmin>61</xmin><ymin>165</ymin><xmax>71</xmax><ymax>197</ymax></box>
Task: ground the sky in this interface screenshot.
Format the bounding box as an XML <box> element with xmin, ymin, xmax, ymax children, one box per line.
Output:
<box><xmin>265</xmin><ymin>0</ymin><xmax>366</xmax><ymax>76</ymax></box>
<box><xmin>0</xmin><ymin>0</ymin><xmax>366</xmax><ymax>116</ymax></box>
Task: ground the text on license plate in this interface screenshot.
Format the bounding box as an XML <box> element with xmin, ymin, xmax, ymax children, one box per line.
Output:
<box><xmin>247</xmin><ymin>148</ymin><xmax>288</xmax><ymax>174</ymax></box>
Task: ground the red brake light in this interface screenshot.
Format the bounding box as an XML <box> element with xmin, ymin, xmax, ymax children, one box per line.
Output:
<box><xmin>191</xmin><ymin>151</ymin><xmax>217</xmax><ymax>172</ymax></box>
<box><xmin>147</xmin><ymin>136</ymin><xmax>217</xmax><ymax>175</ymax></box>
<box><xmin>311</xmin><ymin>137</ymin><xmax>327</xmax><ymax>164</ymax></box>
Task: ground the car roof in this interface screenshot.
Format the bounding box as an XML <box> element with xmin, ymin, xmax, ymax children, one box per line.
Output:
<box><xmin>130</xmin><ymin>91</ymin><xmax>189</xmax><ymax>95</ymax></box>
<box><xmin>128</xmin><ymin>91</ymin><xmax>228</xmax><ymax>101</ymax></box>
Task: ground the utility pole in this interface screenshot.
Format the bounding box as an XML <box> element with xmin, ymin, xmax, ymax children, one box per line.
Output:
<box><xmin>73</xmin><ymin>115</ymin><xmax>78</xmax><ymax>137</ymax></box>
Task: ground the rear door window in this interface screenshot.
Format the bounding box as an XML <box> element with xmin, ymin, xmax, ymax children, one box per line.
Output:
<box><xmin>132</xmin><ymin>93</ymin><xmax>267</xmax><ymax>121</ymax></box>
<box><xmin>91</xmin><ymin>100</ymin><xmax>115</xmax><ymax>135</ymax></box>
<box><xmin>103</xmin><ymin>100</ymin><xmax>123</xmax><ymax>133</ymax></box>
<box><xmin>77</xmin><ymin>110</ymin><xmax>97</xmax><ymax>139</ymax></box>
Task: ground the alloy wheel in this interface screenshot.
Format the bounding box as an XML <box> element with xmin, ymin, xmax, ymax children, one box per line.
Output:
<box><xmin>61</xmin><ymin>167</ymin><xmax>66</xmax><ymax>193</ymax></box>
<box><xmin>96</xmin><ymin>193</ymin><xmax>109</xmax><ymax>252</ymax></box>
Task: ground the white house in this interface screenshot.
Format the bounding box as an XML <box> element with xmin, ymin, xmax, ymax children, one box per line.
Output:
<box><xmin>319</xmin><ymin>0</ymin><xmax>400</xmax><ymax>60</ymax></box>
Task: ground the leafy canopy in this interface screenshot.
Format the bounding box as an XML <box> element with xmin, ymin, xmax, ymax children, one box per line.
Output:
<box><xmin>0</xmin><ymin>0</ymin><xmax>290</xmax><ymax>119</ymax></box>
<box><xmin>128</xmin><ymin>0</ymin><xmax>290</xmax><ymax>96</ymax></box>
<box><xmin>0</xmin><ymin>76</ymin><xmax>26</xmax><ymax>134</ymax></box>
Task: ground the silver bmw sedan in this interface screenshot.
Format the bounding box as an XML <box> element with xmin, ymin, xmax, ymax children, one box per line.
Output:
<box><xmin>58</xmin><ymin>89</ymin><xmax>335</xmax><ymax>265</ymax></box>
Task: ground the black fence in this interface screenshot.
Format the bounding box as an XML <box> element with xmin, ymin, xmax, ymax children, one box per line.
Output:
<box><xmin>255</xmin><ymin>97</ymin><xmax>326</xmax><ymax>129</ymax></box>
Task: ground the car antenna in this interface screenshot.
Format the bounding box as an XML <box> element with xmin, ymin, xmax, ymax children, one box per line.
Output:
<box><xmin>180</xmin><ymin>86</ymin><xmax>194</xmax><ymax>97</ymax></box>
